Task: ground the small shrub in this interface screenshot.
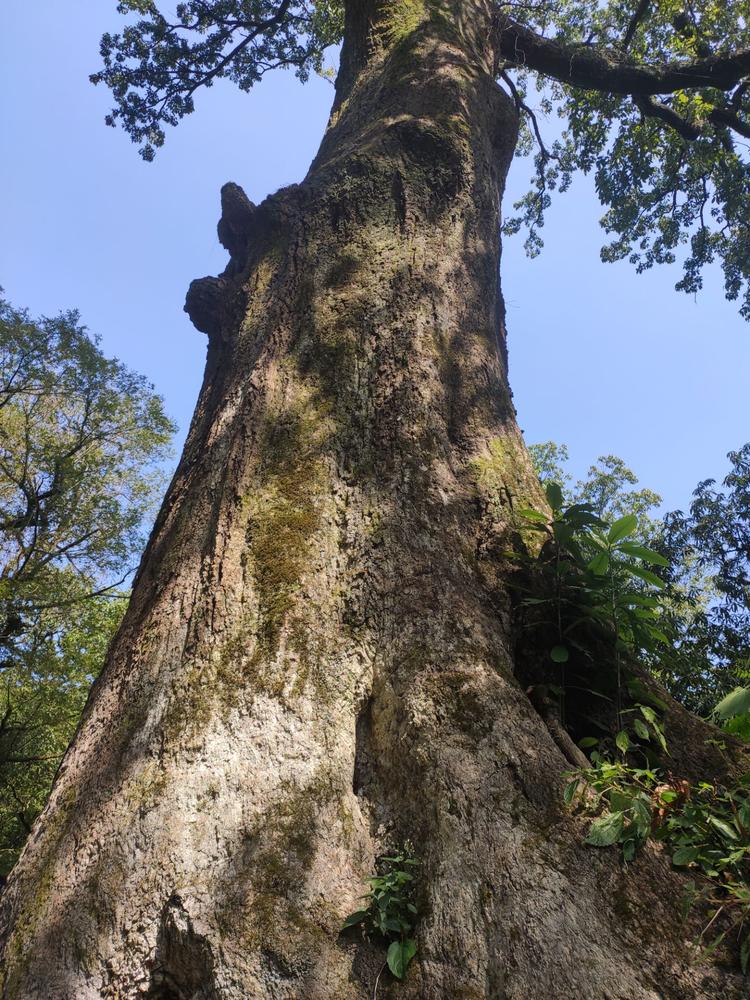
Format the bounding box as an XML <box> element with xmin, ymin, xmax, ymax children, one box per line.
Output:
<box><xmin>343</xmin><ymin>842</ymin><xmax>420</xmax><ymax>983</ymax></box>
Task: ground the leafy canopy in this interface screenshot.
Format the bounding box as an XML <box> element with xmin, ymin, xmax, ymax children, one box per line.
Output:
<box><xmin>94</xmin><ymin>1</ymin><xmax>750</xmax><ymax>315</ymax></box>
<box><xmin>91</xmin><ymin>1</ymin><xmax>343</xmax><ymax>161</ymax></box>
<box><xmin>501</xmin><ymin>2</ymin><xmax>750</xmax><ymax>317</ymax></box>
<box><xmin>0</xmin><ymin>294</ymin><xmax>175</xmax><ymax>872</ymax></box>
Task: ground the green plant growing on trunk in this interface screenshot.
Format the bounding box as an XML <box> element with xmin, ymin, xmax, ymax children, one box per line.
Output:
<box><xmin>343</xmin><ymin>842</ymin><xmax>420</xmax><ymax>986</ymax></box>
<box><xmin>566</xmin><ymin>759</ymin><xmax>750</xmax><ymax>971</ymax></box>
<box><xmin>531</xmin><ymin>442</ymin><xmax>750</xmax><ymax>717</ymax></box>
<box><xmin>516</xmin><ymin>483</ymin><xmax>669</xmax><ymax>750</ymax></box>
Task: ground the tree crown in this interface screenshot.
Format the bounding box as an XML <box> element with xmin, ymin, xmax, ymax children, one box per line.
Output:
<box><xmin>93</xmin><ymin>1</ymin><xmax>750</xmax><ymax>314</ymax></box>
<box><xmin>0</xmin><ymin>293</ymin><xmax>176</xmax><ymax>873</ymax></box>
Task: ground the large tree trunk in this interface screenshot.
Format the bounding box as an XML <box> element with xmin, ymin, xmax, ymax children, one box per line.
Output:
<box><xmin>0</xmin><ymin>2</ymin><xmax>746</xmax><ymax>997</ymax></box>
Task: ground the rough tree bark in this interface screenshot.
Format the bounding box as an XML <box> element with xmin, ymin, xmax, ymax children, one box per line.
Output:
<box><xmin>1</xmin><ymin>2</ymin><xmax>747</xmax><ymax>997</ymax></box>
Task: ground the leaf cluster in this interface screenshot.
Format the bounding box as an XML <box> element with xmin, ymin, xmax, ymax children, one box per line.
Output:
<box><xmin>568</xmin><ymin>757</ymin><xmax>750</xmax><ymax>969</ymax></box>
<box><xmin>501</xmin><ymin>2</ymin><xmax>750</xmax><ymax>316</ymax></box>
<box><xmin>530</xmin><ymin>441</ymin><xmax>750</xmax><ymax>718</ymax></box>
<box><xmin>91</xmin><ymin>0</ymin><xmax>343</xmax><ymax>159</ymax></box>
<box><xmin>517</xmin><ymin>481</ymin><xmax>669</xmax><ymax>679</ymax></box>
<box><xmin>343</xmin><ymin>843</ymin><xmax>420</xmax><ymax>981</ymax></box>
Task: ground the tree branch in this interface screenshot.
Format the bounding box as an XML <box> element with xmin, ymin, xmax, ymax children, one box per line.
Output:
<box><xmin>495</xmin><ymin>16</ymin><xmax>750</xmax><ymax>96</ymax></box>
<box><xmin>632</xmin><ymin>95</ymin><xmax>750</xmax><ymax>142</ymax></box>
<box><xmin>500</xmin><ymin>71</ymin><xmax>552</xmax><ymax>158</ymax></box>
<box><xmin>621</xmin><ymin>0</ymin><xmax>650</xmax><ymax>53</ymax></box>
<box><xmin>708</xmin><ymin>105</ymin><xmax>750</xmax><ymax>140</ymax></box>
<box><xmin>633</xmin><ymin>95</ymin><xmax>701</xmax><ymax>141</ymax></box>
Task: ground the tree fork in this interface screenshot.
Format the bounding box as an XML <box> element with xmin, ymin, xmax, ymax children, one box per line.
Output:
<box><xmin>0</xmin><ymin>2</ymin><xmax>747</xmax><ymax>997</ymax></box>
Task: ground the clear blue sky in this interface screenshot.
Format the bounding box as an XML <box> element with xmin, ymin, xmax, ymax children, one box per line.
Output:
<box><xmin>2</xmin><ymin>2</ymin><xmax>748</xmax><ymax>513</ymax></box>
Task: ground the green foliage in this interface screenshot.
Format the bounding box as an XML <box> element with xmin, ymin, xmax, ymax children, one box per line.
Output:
<box><xmin>343</xmin><ymin>842</ymin><xmax>420</xmax><ymax>982</ymax></box>
<box><xmin>713</xmin><ymin>687</ymin><xmax>750</xmax><ymax>723</ymax></box>
<box><xmin>568</xmin><ymin>758</ymin><xmax>750</xmax><ymax>968</ymax></box>
<box><xmin>528</xmin><ymin>441</ymin><xmax>571</xmax><ymax>489</ymax></box>
<box><xmin>516</xmin><ymin>480</ymin><xmax>669</xmax><ymax>739</ymax></box>
<box><xmin>0</xmin><ymin>294</ymin><xmax>175</xmax><ymax>873</ymax></box>
<box><xmin>503</xmin><ymin>4</ymin><xmax>750</xmax><ymax>316</ymax></box>
<box><xmin>576</xmin><ymin>455</ymin><xmax>662</xmax><ymax>525</ymax></box>
<box><xmin>91</xmin><ymin>0</ymin><xmax>344</xmax><ymax>159</ymax></box>
<box><xmin>710</xmin><ymin>686</ymin><xmax>750</xmax><ymax>743</ymax></box>
<box><xmin>93</xmin><ymin>4</ymin><xmax>750</xmax><ymax>314</ymax></box>
<box><xmin>0</xmin><ymin>595</ymin><xmax>127</xmax><ymax>876</ymax></box>
<box><xmin>658</xmin><ymin>444</ymin><xmax>750</xmax><ymax>713</ymax></box>
<box><xmin>530</xmin><ymin>441</ymin><xmax>750</xmax><ymax>718</ymax></box>
<box><xmin>529</xmin><ymin>443</ymin><xmax>662</xmax><ymax>523</ymax></box>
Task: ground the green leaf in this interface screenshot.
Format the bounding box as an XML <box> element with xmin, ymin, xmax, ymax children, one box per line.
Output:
<box><xmin>672</xmin><ymin>845</ymin><xmax>699</xmax><ymax>867</ymax></box>
<box><xmin>713</xmin><ymin>687</ymin><xmax>750</xmax><ymax>721</ymax></box>
<box><xmin>624</xmin><ymin>594</ymin><xmax>660</xmax><ymax>607</ymax></box>
<box><xmin>518</xmin><ymin>507</ymin><xmax>548</xmax><ymax>524</ymax></box>
<box><xmin>616</xmin><ymin>542</ymin><xmax>669</xmax><ymax>566</ymax></box>
<box><xmin>622</xmin><ymin>838</ymin><xmax>636</xmax><ymax>863</ymax></box>
<box><xmin>387</xmin><ymin>938</ymin><xmax>417</xmax><ymax>979</ymax></box>
<box><xmin>615</xmin><ymin>730</ymin><xmax>630</xmax><ymax>754</ymax></box>
<box><xmin>651</xmin><ymin>722</ymin><xmax>668</xmax><ymax>753</ymax></box>
<box><xmin>578</xmin><ymin>736</ymin><xmax>599</xmax><ymax>748</ymax></box>
<box><xmin>552</xmin><ymin>521</ymin><xmax>574</xmax><ymax>545</ymax></box>
<box><xmin>563</xmin><ymin>779</ymin><xmax>580</xmax><ymax>805</ymax></box>
<box><xmin>545</xmin><ymin>482</ymin><xmax>564</xmax><ymax>511</ymax></box>
<box><xmin>342</xmin><ymin>909</ymin><xmax>369</xmax><ymax>929</ymax></box>
<box><xmin>607</xmin><ymin>514</ymin><xmax>638</xmax><ymax>544</ymax></box>
<box><xmin>621</xmin><ymin>563</ymin><xmax>666</xmax><ymax>589</ymax></box>
<box><xmin>566</xmin><ymin>505</ymin><xmax>606</xmax><ymax>525</ymax></box>
<box><xmin>585</xmin><ymin>811</ymin><xmax>624</xmax><ymax>847</ymax></box>
<box><xmin>707</xmin><ymin>815</ymin><xmax>739</xmax><ymax>841</ymax></box>
<box><xmin>550</xmin><ymin>645</ymin><xmax>569</xmax><ymax>663</ymax></box>
<box><xmin>633</xmin><ymin>718</ymin><xmax>650</xmax><ymax>741</ymax></box>
<box><xmin>638</xmin><ymin>705</ymin><xmax>657</xmax><ymax>725</ymax></box>
<box><xmin>587</xmin><ymin>551</ymin><xmax>609</xmax><ymax>576</ymax></box>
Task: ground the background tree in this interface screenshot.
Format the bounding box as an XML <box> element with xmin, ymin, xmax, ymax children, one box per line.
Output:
<box><xmin>0</xmin><ymin>295</ymin><xmax>175</xmax><ymax>875</ymax></box>
<box><xmin>530</xmin><ymin>441</ymin><xmax>750</xmax><ymax>716</ymax></box>
<box><xmin>3</xmin><ymin>2</ymin><xmax>750</xmax><ymax>997</ymax></box>
<box><xmin>659</xmin><ymin>444</ymin><xmax>750</xmax><ymax>714</ymax></box>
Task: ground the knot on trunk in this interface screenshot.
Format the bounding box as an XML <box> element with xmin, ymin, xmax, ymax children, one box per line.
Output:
<box><xmin>184</xmin><ymin>276</ymin><xmax>227</xmax><ymax>339</ymax></box>
<box><xmin>217</xmin><ymin>181</ymin><xmax>256</xmax><ymax>258</ymax></box>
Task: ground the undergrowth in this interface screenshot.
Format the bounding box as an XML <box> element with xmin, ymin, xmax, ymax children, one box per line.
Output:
<box><xmin>517</xmin><ymin>482</ymin><xmax>750</xmax><ymax>970</ymax></box>
<box><xmin>566</xmin><ymin>759</ymin><xmax>750</xmax><ymax>968</ymax></box>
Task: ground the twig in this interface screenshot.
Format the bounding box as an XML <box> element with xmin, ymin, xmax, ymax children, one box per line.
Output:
<box><xmin>373</xmin><ymin>960</ymin><xmax>387</xmax><ymax>1000</ymax></box>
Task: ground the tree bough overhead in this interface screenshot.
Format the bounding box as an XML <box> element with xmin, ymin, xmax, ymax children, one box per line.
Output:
<box><xmin>3</xmin><ymin>0</ymin><xmax>750</xmax><ymax>996</ymax></box>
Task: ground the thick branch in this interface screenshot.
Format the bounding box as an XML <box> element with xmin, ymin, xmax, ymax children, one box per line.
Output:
<box><xmin>633</xmin><ymin>95</ymin><xmax>750</xmax><ymax>142</ymax></box>
<box><xmin>496</xmin><ymin>16</ymin><xmax>750</xmax><ymax>95</ymax></box>
<box><xmin>708</xmin><ymin>105</ymin><xmax>750</xmax><ymax>140</ymax></box>
<box><xmin>634</xmin><ymin>95</ymin><xmax>701</xmax><ymax>140</ymax></box>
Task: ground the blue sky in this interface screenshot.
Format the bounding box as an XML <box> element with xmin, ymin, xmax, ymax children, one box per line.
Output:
<box><xmin>2</xmin><ymin>2</ymin><xmax>748</xmax><ymax>514</ymax></box>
